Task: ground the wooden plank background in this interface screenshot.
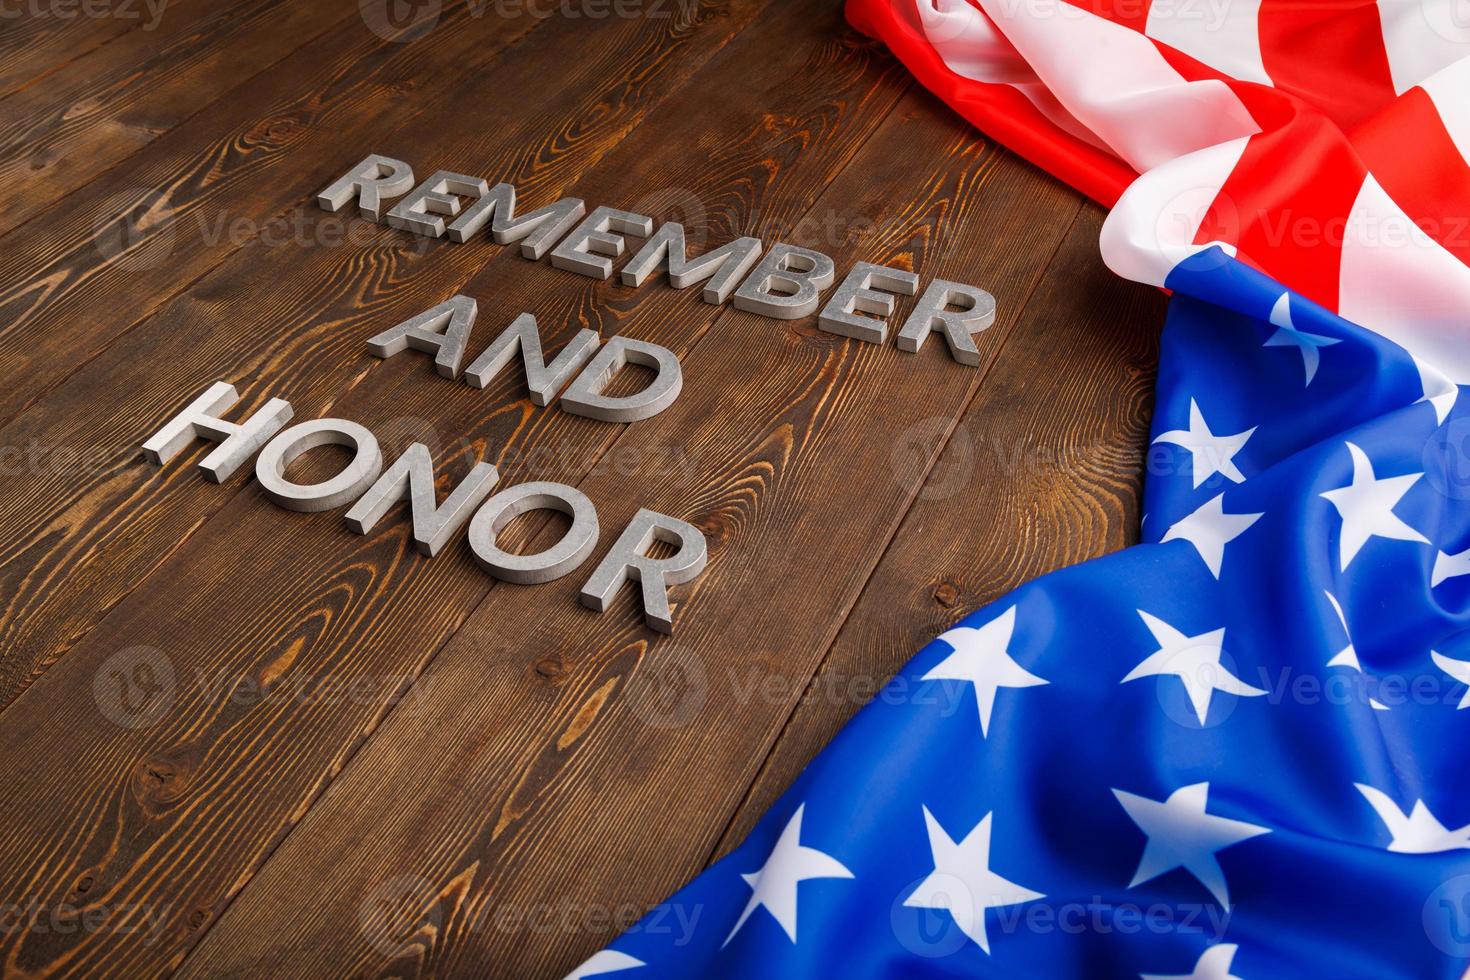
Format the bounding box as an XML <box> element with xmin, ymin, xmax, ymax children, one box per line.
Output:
<box><xmin>0</xmin><ymin>1</ymin><xmax>1166</xmax><ymax>976</ymax></box>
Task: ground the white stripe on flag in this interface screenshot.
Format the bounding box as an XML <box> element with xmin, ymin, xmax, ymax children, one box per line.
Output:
<box><xmin>1418</xmin><ymin>56</ymin><xmax>1470</xmax><ymax>166</ymax></box>
<box><xmin>913</xmin><ymin>0</ymin><xmax>1110</xmax><ymax>151</ymax></box>
<box><xmin>1098</xmin><ymin>136</ymin><xmax>1250</xmax><ymax>287</ymax></box>
<box><xmin>976</xmin><ymin>0</ymin><xmax>1259</xmax><ymax>172</ymax></box>
<box><xmin>1338</xmin><ymin>173</ymin><xmax>1470</xmax><ymax>384</ymax></box>
<box><xmin>912</xmin><ymin>0</ymin><xmax>1029</xmax><ymax>84</ymax></box>
<box><xmin>1145</xmin><ymin>0</ymin><xmax>1273</xmax><ymax>86</ymax></box>
<box><xmin>1376</xmin><ymin>0</ymin><xmax>1470</xmax><ymax>94</ymax></box>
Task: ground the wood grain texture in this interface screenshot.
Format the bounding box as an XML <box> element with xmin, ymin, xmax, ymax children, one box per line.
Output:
<box><xmin>0</xmin><ymin>2</ymin><xmax>562</xmax><ymax>707</ymax></box>
<box><xmin>0</xmin><ymin>2</ymin><xmax>860</xmax><ymax>976</ymax></box>
<box><xmin>0</xmin><ymin>0</ymin><xmax>356</xmax><ymax>238</ymax></box>
<box><xmin>0</xmin><ymin>0</ymin><xmax>186</xmax><ymax>98</ymax></box>
<box><xmin>174</xmin><ymin>91</ymin><xmax>1083</xmax><ymax>979</ymax></box>
<box><xmin>0</xmin><ymin>0</ymin><xmax>542</xmax><ymax>427</ymax></box>
<box><xmin>0</xmin><ymin>4</ymin><xmax>1173</xmax><ymax>978</ymax></box>
<box><xmin>712</xmin><ymin>205</ymin><xmax>1166</xmax><ymax>855</ymax></box>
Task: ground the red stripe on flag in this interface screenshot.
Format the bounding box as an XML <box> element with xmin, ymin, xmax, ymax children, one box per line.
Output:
<box><xmin>1196</xmin><ymin>83</ymin><xmax>1368</xmax><ymax>310</ymax></box>
<box><xmin>1353</xmin><ymin>85</ymin><xmax>1470</xmax><ymax>269</ymax></box>
<box><xmin>1256</xmin><ymin>0</ymin><xmax>1399</xmax><ymax>132</ymax></box>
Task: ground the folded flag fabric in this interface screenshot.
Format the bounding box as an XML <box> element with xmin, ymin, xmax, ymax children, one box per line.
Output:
<box><xmin>570</xmin><ymin>2</ymin><xmax>1470</xmax><ymax>976</ymax></box>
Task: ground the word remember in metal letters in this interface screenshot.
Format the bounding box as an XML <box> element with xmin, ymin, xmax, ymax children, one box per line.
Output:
<box><xmin>318</xmin><ymin>153</ymin><xmax>1000</xmax><ymax>364</ymax></box>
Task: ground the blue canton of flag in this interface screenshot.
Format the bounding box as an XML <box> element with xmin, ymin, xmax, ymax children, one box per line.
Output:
<box><xmin>569</xmin><ymin>249</ymin><xmax>1470</xmax><ymax>979</ymax></box>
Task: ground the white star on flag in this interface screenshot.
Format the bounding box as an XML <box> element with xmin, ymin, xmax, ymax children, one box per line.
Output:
<box><xmin>724</xmin><ymin>804</ymin><xmax>853</xmax><ymax>947</ymax></box>
<box><xmin>1431</xmin><ymin>651</ymin><xmax>1470</xmax><ymax>709</ymax></box>
<box><xmin>1355</xmin><ymin>784</ymin><xmax>1470</xmax><ymax>853</ymax></box>
<box><xmin>1153</xmin><ymin>399</ymin><xmax>1256</xmax><ymax>488</ymax></box>
<box><xmin>563</xmin><ymin>950</ymin><xmax>646</xmax><ymax>979</ymax></box>
<box><xmin>1323</xmin><ymin>592</ymin><xmax>1388</xmax><ymax>709</ymax></box>
<box><xmin>1265</xmin><ymin>292</ymin><xmax>1339</xmax><ymax>386</ymax></box>
<box><xmin>1411</xmin><ymin>354</ymin><xmax>1459</xmax><ymax>424</ymax></box>
<box><xmin>1113</xmin><ymin>782</ymin><xmax>1270</xmax><ymax>906</ymax></box>
<box><xmin>1123</xmin><ymin>611</ymin><xmax>1266</xmax><ymax>725</ymax></box>
<box><xmin>1162</xmin><ymin>493</ymin><xmax>1263</xmax><ymax>578</ymax></box>
<box><xmin>1432</xmin><ymin>547</ymin><xmax>1470</xmax><ymax>587</ymax></box>
<box><xmin>904</xmin><ymin>806</ymin><xmax>1045</xmax><ymax>954</ymax></box>
<box><xmin>1142</xmin><ymin>943</ymin><xmax>1245</xmax><ymax>980</ymax></box>
<box><xmin>1319</xmin><ymin>442</ymin><xmax>1427</xmax><ymax>571</ymax></box>
<box><xmin>1322</xmin><ymin>592</ymin><xmax>1360</xmax><ymax>671</ymax></box>
<box><xmin>923</xmin><ymin>606</ymin><xmax>1047</xmax><ymax>738</ymax></box>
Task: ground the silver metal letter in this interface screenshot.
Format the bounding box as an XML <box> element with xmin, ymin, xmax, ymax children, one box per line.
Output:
<box><xmin>255</xmin><ymin>419</ymin><xmax>384</xmax><ymax>513</ymax></box>
<box><xmin>446</xmin><ymin>182</ymin><xmax>586</xmax><ymax>260</ymax></box>
<box><xmin>315</xmin><ymin>154</ymin><xmax>416</xmax><ymax>222</ymax></box>
<box><xmin>559</xmin><ymin>336</ymin><xmax>682</xmax><ymax>423</ymax></box>
<box><xmin>619</xmin><ymin>223</ymin><xmax>763</xmax><ymax>305</ymax></box>
<box><xmin>731</xmin><ymin>243</ymin><xmax>836</xmax><ymax>320</ymax></box>
<box><xmin>578</xmin><ymin>508</ymin><xmax>707</xmax><ymax>634</ymax></box>
<box><xmin>463</xmin><ymin>313</ymin><xmax>601</xmax><ymax>405</ymax></box>
<box><xmin>142</xmin><ymin>381</ymin><xmax>293</xmax><ymax>483</ymax></box>
<box><xmin>344</xmin><ymin>443</ymin><xmax>499</xmax><ymax>556</ymax></box>
<box><xmin>366</xmin><ymin>295</ymin><xmax>478</xmax><ymax>379</ymax></box>
<box><xmin>818</xmin><ymin>261</ymin><xmax>919</xmax><ymax>344</ymax></box>
<box><xmin>386</xmin><ymin>171</ymin><xmax>490</xmax><ymax>238</ymax></box>
<box><xmin>549</xmin><ymin>206</ymin><xmax>654</xmax><ymax>280</ymax></box>
<box><xmin>896</xmin><ymin>280</ymin><xmax>997</xmax><ymax>367</ymax></box>
<box><xmin>467</xmin><ymin>481</ymin><xmax>600</xmax><ymax>584</ymax></box>
<box><xmin>446</xmin><ymin>182</ymin><xmax>514</xmax><ymax>242</ymax></box>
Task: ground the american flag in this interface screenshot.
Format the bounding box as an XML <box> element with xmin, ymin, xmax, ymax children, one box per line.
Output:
<box><xmin>570</xmin><ymin>1</ymin><xmax>1470</xmax><ymax>976</ymax></box>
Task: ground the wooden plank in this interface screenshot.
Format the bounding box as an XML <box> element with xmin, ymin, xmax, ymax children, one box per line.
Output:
<box><xmin>173</xmin><ymin>95</ymin><xmax>1083</xmax><ymax>978</ymax></box>
<box><xmin>713</xmin><ymin>205</ymin><xmax>1166</xmax><ymax>856</ymax></box>
<box><xmin>0</xmin><ymin>0</ymin><xmax>189</xmax><ymax>99</ymax></box>
<box><xmin>0</xmin><ymin>3</ymin><xmax>866</xmax><ymax>975</ymax></box>
<box><xmin>0</xmin><ymin>0</ymin><xmax>358</xmax><ymax>239</ymax></box>
<box><xmin>0</xmin><ymin>0</ymin><xmax>769</xmax><ymax>711</ymax></box>
<box><xmin>0</xmin><ymin>7</ymin><xmax>563</xmax><ymax>703</ymax></box>
<box><xmin>0</xmin><ymin>1</ymin><xmax>545</xmax><ymax>427</ymax></box>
